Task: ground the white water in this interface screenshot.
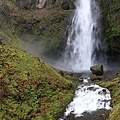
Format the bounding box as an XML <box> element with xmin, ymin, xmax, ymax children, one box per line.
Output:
<box><xmin>58</xmin><ymin>1</ymin><xmax>111</xmax><ymax>119</ymax></box>
<box><xmin>64</xmin><ymin>0</ymin><xmax>102</xmax><ymax>71</ymax></box>
<box><xmin>59</xmin><ymin>78</ymin><xmax>111</xmax><ymax>119</ymax></box>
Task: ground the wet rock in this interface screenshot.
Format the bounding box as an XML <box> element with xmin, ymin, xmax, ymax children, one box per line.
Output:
<box><xmin>0</xmin><ymin>37</ymin><xmax>3</xmax><ymax>45</ymax></box>
<box><xmin>102</xmin><ymin>89</ymin><xmax>107</xmax><ymax>93</ymax></box>
<box><xmin>61</xmin><ymin>0</ymin><xmax>75</xmax><ymax>10</ymax></box>
<box><xmin>61</xmin><ymin>109</ymin><xmax>110</xmax><ymax>120</ymax></box>
<box><xmin>61</xmin><ymin>0</ymin><xmax>70</xmax><ymax>10</ymax></box>
<box><xmin>90</xmin><ymin>65</ymin><xmax>104</xmax><ymax>76</ymax></box>
<box><xmin>45</xmin><ymin>0</ymin><xmax>56</xmax><ymax>8</ymax></box>
<box><xmin>90</xmin><ymin>74</ymin><xmax>103</xmax><ymax>81</ymax></box>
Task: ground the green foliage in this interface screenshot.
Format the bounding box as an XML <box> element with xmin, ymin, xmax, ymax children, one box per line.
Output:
<box><xmin>96</xmin><ymin>75</ymin><xmax>120</xmax><ymax>120</ymax></box>
<box><xmin>5</xmin><ymin>5</ymin><xmax>70</xmax><ymax>57</ymax></box>
<box><xmin>0</xmin><ymin>45</ymin><xmax>75</xmax><ymax>120</ymax></box>
<box><xmin>101</xmin><ymin>0</ymin><xmax>120</xmax><ymax>56</ymax></box>
<box><xmin>109</xmin><ymin>103</ymin><xmax>120</xmax><ymax>120</ymax></box>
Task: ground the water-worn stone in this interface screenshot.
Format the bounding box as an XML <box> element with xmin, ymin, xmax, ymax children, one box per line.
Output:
<box><xmin>90</xmin><ymin>65</ymin><xmax>104</xmax><ymax>76</ymax></box>
<box><xmin>63</xmin><ymin>109</ymin><xmax>110</xmax><ymax>120</ymax></box>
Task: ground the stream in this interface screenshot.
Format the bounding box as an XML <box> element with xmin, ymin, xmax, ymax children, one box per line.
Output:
<box><xmin>57</xmin><ymin>0</ymin><xmax>112</xmax><ymax>118</ymax></box>
<box><xmin>58</xmin><ymin>78</ymin><xmax>112</xmax><ymax>120</ymax></box>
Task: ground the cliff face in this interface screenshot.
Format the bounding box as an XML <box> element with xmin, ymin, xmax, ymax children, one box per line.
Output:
<box><xmin>98</xmin><ymin>0</ymin><xmax>120</xmax><ymax>58</ymax></box>
<box><xmin>12</xmin><ymin>0</ymin><xmax>75</xmax><ymax>9</ymax></box>
<box><xmin>1</xmin><ymin>0</ymin><xmax>119</xmax><ymax>58</ymax></box>
<box><xmin>0</xmin><ymin>0</ymin><xmax>73</xmax><ymax>59</ymax></box>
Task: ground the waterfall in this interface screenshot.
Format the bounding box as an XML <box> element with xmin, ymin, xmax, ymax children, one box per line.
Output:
<box><xmin>63</xmin><ymin>0</ymin><xmax>103</xmax><ymax>71</ymax></box>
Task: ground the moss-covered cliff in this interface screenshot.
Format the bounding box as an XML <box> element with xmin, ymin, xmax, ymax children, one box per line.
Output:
<box><xmin>0</xmin><ymin>0</ymin><xmax>72</xmax><ymax>59</ymax></box>
<box><xmin>99</xmin><ymin>0</ymin><xmax>120</xmax><ymax>58</ymax></box>
<box><xmin>1</xmin><ymin>0</ymin><xmax>120</xmax><ymax>58</ymax></box>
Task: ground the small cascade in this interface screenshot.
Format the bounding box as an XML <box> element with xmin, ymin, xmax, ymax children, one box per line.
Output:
<box><xmin>63</xmin><ymin>0</ymin><xmax>103</xmax><ymax>71</ymax></box>
<box><xmin>59</xmin><ymin>78</ymin><xmax>111</xmax><ymax>120</ymax></box>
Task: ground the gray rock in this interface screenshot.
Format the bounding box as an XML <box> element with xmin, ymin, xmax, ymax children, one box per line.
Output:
<box><xmin>61</xmin><ymin>0</ymin><xmax>75</xmax><ymax>10</ymax></box>
<box><xmin>90</xmin><ymin>65</ymin><xmax>104</xmax><ymax>76</ymax></box>
<box><xmin>13</xmin><ymin>0</ymin><xmax>38</xmax><ymax>9</ymax></box>
<box><xmin>61</xmin><ymin>0</ymin><xmax>70</xmax><ymax>10</ymax></box>
<box><xmin>13</xmin><ymin>0</ymin><xmax>75</xmax><ymax>9</ymax></box>
<box><xmin>45</xmin><ymin>0</ymin><xmax>56</xmax><ymax>8</ymax></box>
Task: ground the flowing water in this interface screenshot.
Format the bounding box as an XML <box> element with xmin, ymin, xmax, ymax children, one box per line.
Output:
<box><xmin>58</xmin><ymin>1</ymin><xmax>112</xmax><ymax>119</ymax></box>
<box><xmin>63</xmin><ymin>0</ymin><xmax>103</xmax><ymax>71</ymax></box>
<box><xmin>58</xmin><ymin>78</ymin><xmax>111</xmax><ymax>120</ymax></box>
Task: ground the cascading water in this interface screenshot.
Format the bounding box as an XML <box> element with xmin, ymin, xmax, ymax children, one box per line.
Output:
<box><xmin>58</xmin><ymin>1</ymin><xmax>111</xmax><ymax>120</ymax></box>
<box><xmin>64</xmin><ymin>0</ymin><xmax>103</xmax><ymax>71</ymax></box>
<box><xmin>58</xmin><ymin>78</ymin><xmax>111</xmax><ymax>120</ymax></box>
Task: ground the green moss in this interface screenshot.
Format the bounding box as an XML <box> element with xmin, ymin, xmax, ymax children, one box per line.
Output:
<box><xmin>0</xmin><ymin>45</ymin><xmax>75</xmax><ymax>120</ymax></box>
<box><xmin>109</xmin><ymin>103</ymin><xmax>120</xmax><ymax>120</ymax></box>
<box><xmin>0</xmin><ymin>31</ymin><xmax>23</xmax><ymax>48</ymax></box>
<box><xmin>6</xmin><ymin>6</ymin><xmax>70</xmax><ymax>57</ymax></box>
<box><xmin>96</xmin><ymin>75</ymin><xmax>120</xmax><ymax>120</ymax></box>
<box><xmin>1</xmin><ymin>0</ymin><xmax>71</xmax><ymax>57</ymax></box>
<box><xmin>100</xmin><ymin>0</ymin><xmax>120</xmax><ymax>56</ymax></box>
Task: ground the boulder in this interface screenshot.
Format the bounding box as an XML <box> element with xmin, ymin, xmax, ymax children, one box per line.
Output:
<box><xmin>90</xmin><ymin>65</ymin><xmax>104</xmax><ymax>76</ymax></box>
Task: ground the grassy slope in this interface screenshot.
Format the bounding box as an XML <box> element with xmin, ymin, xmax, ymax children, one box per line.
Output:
<box><xmin>0</xmin><ymin>44</ymin><xmax>75</xmax><ymax>120</ymax></box>
<box><xmin>96</xmin><ymin>74</ymin><xmax>120</xmax><ymax>120</ymax></box>
<box><xmin>0</xmin><ymin>3</ymin><xmax>75</xmax><ymax>120</ymax></box>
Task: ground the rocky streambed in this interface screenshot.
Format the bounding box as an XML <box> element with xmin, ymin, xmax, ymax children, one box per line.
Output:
<box><xmin>58</xmin><ymin>78</ymin><xmax>111</xmax><ymax>120</ymax></box>
<box><xmin>57</xmin><ymin>64</ymin><xmax>120</xmax><ymax>120</ymax></box>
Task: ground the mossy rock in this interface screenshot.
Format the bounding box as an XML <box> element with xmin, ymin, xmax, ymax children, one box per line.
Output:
<box><xmin>98</xmin><ymin>0</ymin><xmax>120</xmax><ymax>57</ymax></box>
<box><xmin>90</xmin><ymin>65</ymin><xmax>104</xmax><ymax>76</ymax></box>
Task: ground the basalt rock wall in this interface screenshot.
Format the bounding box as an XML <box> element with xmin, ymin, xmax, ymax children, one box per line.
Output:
<box><xmin>98</xmin><ymin>0</ymin><xmax>120</xmax><ymax>59</ymax></box>
<box><xmin>12</xmin><ymin>0</ymin><xmax>75</xmax><ymax>9</ymax></box>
